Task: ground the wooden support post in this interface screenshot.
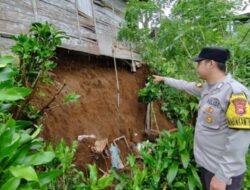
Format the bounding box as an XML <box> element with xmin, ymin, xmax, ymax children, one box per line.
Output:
<box><xmin>74</xmin><ymin>0</ymin><xmax>82</xmax><ymax>43</ymax></box>
<box><xmin>112</xmin><ymin>48</ymin><xmax>120</xmax><ymax>109</ymax></box>
<box><xmin>151</xmin><ymin>102</ymin><xmax>160</xmax><ymax>133</ymax></box>
<box><xmin>31</xmin><ymin>0</ymin><xmax>38</xmax><ymax>21</ymax></box>
<box><xmin>145</xmin><ymin>103</ymin><xmax>151</xmax><ymax>131</ymax></box>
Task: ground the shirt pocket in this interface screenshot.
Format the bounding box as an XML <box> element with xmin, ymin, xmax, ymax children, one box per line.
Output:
<box><xmin>200</xmin><ymin>106</ymin><xmax>221</xmax><ymax>130</ymax></box>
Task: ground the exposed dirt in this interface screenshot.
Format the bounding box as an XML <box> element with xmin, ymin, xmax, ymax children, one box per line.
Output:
<box><xmin>36</xmin><ymin>49</ymin><xmax>175</xmax><ymax>171</ymax></box>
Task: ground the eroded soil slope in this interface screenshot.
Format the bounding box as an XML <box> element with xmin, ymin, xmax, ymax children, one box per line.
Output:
<box><xmin>36</xmin><ymin>49</ymin><xmax>174</xmax><ymax>170</ymax></box>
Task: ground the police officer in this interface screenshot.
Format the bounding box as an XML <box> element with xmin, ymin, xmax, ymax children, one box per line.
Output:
<box><xmin>153</xmin><ymin>47</ymin><xmax>250</xmax><ymax>190</ymax></box>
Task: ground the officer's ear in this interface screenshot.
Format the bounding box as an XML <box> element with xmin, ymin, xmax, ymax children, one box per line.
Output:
<box><xmin>210</xmin><ymin>60</ymin><xmax>217</xmax><ymax>69</ymax></box>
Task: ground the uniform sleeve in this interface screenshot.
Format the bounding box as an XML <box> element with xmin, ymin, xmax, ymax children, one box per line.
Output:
<box><xmin>215</xmin><ymin>129</ymin><xmax>250</xmax><ymax>185</ymax></box>
<box><xmin>164</xmin><ymin>77</ymin><xmax>203</xmax><ymax>97</ymax></box>
<box><xmin>247</xmin><ymin>91</ymin><xmax>250</xmax><ymax>103</ymax></box>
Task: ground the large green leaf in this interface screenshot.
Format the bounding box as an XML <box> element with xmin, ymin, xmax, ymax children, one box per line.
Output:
<box><xmin>9</xmin><ymin>166</ymin><xmax>38</xmax><ymax>181</ymax></box>
<box><xmin>20</xmin><ymin>133</ymin><xmax>32</xmax><ymax>145</ymax></box>
<box><xmin>180</xmin><ymin>150</ymin><xmax>190</xmax><ymax>169</ymax></box>
<box><xmin>0</xmin><ymin>103</ymin><xmax>12</xmax><ymax>112</ymax></box>
<box><xmin>0</xmin><ymin>134</ymin><xmax>20</xmax><ymax>162</ymax></box>
<box><xmin>188</xmin><ymin>175</ymin><xmax>196</xmax><ymax>190</ymax></box>
<box><xmin>0</xmin><ymin>119</ymin><xmax>17</xmax><ymax>150</ymax></box>
<box><xmin>0</xmin><ymin>67</ymin><xmax>15</xmax><ymax>82</ymax></box>
<box><xmin>31</xmin><ymin>125</ymin><xmax>42</xmax><ymax>139</ymax></box>
<box><xmin>24</xmin><ymin>151</ymin><xmax>55</xmax><ymax>166</ymax></box>
<box><xmin>11</xmin><ymin>144</ymin><xmax>31</xmax><ymax>165</ymax></box>
<box><xmin>166</xmin><ymin>162</ymin><xmax>179</xmax><ymax>184</ymax></box>
<box><xmin>17</xmin><ymin>184</ymin><xmax>33</xmax><ymax>190</ymax></box>
<box><xmin>0</xmin><ymin>80</ymin><xmax>13</xmax><ymax>89</ymax></box>
<box><xmin>191</xmin><ymin>166</ymin><xmax>202</xmax><ymax>189</ymax></box>
<box><xmin>0</xmin><ymin>87</ymin><xmax>32</xmax><ymax>101</ymax></box>
<box><xmin>16</xmin><ymin>120</ymin><xmax>33</xmax><ymax>129</ymax></box>
<box><xmin>0</xmin><ymin>177</ymin><xmax>20</xmax><ymax>190</ymax></box>
<box><xmin>173</xmin><ymin>181</ymin><xmax>185</xmax><ymax>188</ymax></box>
<box><xmin>38</xmin><ymin>170</ymin><xmax>62</xmax><ymax>186</ymax></box>
<box><xmin>0</xmin><ymin>55</ymin><xmax>15</xmax><ymax>68</ymax></box>
<box><xmin>88</xmin><ymin>164</ymin><xmax>98</xmax><ymax>186</ymax></box>
<box><xmin>19</xmin><ymin>133</ymin><xmax>32</xmax><ymax>145</ymax></box>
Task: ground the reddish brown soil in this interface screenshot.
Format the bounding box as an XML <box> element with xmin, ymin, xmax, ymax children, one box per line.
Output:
<box><xmin>36</xmin><ymin>49</ymin><xmax>175</xmax><ymax>171</ymax></box>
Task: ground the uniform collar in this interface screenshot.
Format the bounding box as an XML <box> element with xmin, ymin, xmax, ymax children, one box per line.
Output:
<box><xmin>203</xmin><ymin>73</ymin><xmax>232</xmax><ymax>95</ymax></box>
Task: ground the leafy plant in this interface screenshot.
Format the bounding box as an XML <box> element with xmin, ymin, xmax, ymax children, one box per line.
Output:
<box><xmin>64</xmin><ymin>92</ymin><xmax>81</xmax><ymax>103</ymax></box>
<box><xmin>112</xmin><ymin>155</ymin><xmax>149</xmax><ymax>190</ymax></box>
<box><xmin>0</xmin><ymin>58</ymin><xmax>61</xmax><ymax>188</ymax></box>
<box><xmin>10</xmin><ymin>22</ymin><xmax>68</xmax><ymax>119</ymax></box>
<box><xmin>113</xmin><ymin>123</ymin><xmax>201</xmax><ymax>189</ymax></box>
<box><xmin>140</xmin><ymin>122</ymin><xmax>201</xmax><ymax>189</ymax></box>
<box><xmin>75</xmin><ymin>164</ymin><xmax>114</xmax><ymax>190</ymax></box>
<box><xmin>45</xmin><ymin>140</ymin><xmax>83</xmax><ymax>190</ymax></box>
<box><xmin>0</xmin><ymin>22</ymin><xmax>85</xmax><ymax>190</ymax></box>
<box><xmin>0</xmin><ymin>118</ymin><xmax>59</xmax><ymax>189</ymax></box>
<box><xmin>118</xmin><ymin>0</ymin><xmax>160</xmax><ymax>43</ymax></box>
<box><xmin>119</xmin><ymin>0</ymin><xmax>249</xmax><ymax>124</ymax></box>
<box><xmin>160</xmin><ymin>87</ymin><xmax>198</xmax><ymax>124</ymax></box>
<box><xmin>244</xmin><ymin>151</ymin><xmax>250</xmax><ymax>190</ymax></box>
<box><xmin>12</xmin><ymin>22</ymin><xmax>68</xmax><ymax>87</ymax></box>
<box><xmin>138</xmin><ymin>78</ymin><xmax>162</xmax><ymax>103</ymax></box>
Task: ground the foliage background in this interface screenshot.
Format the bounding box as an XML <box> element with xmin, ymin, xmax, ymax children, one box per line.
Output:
<box><xmin>118</xmin><ymin>0</ymin><xmax>250</xmax><ymax>189</ymax></box>
<box><xmin>119</xmin><ymin>0</ymin><xmax>250</xmax><ymax>123</ymax></box>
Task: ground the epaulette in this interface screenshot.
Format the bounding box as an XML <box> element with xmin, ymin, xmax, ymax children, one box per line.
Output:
<box><xmin>196</xmin><ymin>83</ymin><xmax>203</xmax><ymax>88</ymax></box>
<box><xmin>227</xmin><ymin>80</ymin><xmax>244</xmax><ymax>94</ymax></box>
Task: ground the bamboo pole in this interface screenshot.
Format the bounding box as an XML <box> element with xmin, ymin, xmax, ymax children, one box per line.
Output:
<box><xmin>111</xmin><ymin>0</ymin><xmax>120</xmax><ymax>109</ymax></box>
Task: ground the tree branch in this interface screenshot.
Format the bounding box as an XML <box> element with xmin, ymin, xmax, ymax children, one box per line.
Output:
<box><xmin>39</xmin><ymin>83</ymin><xmax>66</xmax><ymax>115</ymax></box>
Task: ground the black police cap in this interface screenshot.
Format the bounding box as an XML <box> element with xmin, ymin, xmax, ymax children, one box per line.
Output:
<box><xmin>192</xmin><ymin>47</ymin><xmax>230</xmax><ymax>63</ymax></box>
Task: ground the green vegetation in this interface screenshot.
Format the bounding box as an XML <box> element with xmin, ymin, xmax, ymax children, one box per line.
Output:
<box><xmin>113</xmin><ymin>123</ymin><xmax>201</xmax><ymax>190</ymax></box>
<box><xmin>0</xmin><ymin>22</ymin><xmax>113</xmax><ymax>189</ymax></box>
<box><xmin>117</xmin><ymin>0</ymin><xmax>250</xmax><ymax>189</ymax></box>
<box><xmin>120</xmin><ymin>0</ymin><xmax>250</xmax><ymax>124</ymax></box>
<box><xmin>1</xmin><ymin>0</ymin><xmax>250</xmax><ymax>189</ymax></box>
<box><xmin>244</xmin><ymin>150</ymin><xmax>250</xmax><ymax>189</ymax></box>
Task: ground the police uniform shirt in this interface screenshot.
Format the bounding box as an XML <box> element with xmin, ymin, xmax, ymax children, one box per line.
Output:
<box><xmin>163</xmin><ymin>74</ymin><xmax>250</xmax><ymax>185</ymax></box>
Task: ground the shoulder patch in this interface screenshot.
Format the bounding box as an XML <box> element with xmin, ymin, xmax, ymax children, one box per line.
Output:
<box><xmin>226</xmin><ymin>93</ymin><xmax>250</xmax><ymax>129</ymax></box>
<box><xmin>196</xmin><ymin>83</ymin><xmax>203</xmax><ymax>88</ymax></box>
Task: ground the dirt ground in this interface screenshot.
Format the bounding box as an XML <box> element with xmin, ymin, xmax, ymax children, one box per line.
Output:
<box><xmin>36</xmin><ymin>48</ymin><xmax>175</xmax><ymax>171</ymax></box>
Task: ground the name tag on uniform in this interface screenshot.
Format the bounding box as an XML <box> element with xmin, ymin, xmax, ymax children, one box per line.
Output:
<box><xmin>207</xmin><ymin>97</ymin><xmax>220</xmax><ymax>108</ymax></box>
<box><xmin>226</xmin><ymin>93</ymin><xmax>250</xmax><ymax>129</ymax></box>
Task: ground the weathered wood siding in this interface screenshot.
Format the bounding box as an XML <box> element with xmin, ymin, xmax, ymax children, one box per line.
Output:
<box><xmin>0</xmin><ymin>0</ymin><xmax>140</xmax><ymax>60</ymax></box>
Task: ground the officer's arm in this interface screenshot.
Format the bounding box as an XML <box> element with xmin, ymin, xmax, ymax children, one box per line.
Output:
<box><xmin>215</xmin><ymin>129</ymin><xmax>250</xmax><ymax>185</ymax></box>
<box><xmin>215</xmin><ymin>90</ymin><xmax>250</xmax><ymax>185</ymax></box>
<box><xmin>163</xmin><ymin>77</ymin><xmax>203</xmax><ymax>97</ymax></box>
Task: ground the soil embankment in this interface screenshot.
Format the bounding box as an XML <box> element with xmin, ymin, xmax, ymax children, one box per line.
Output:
<box><xmin>36</xmin><ymin>49</ymin><xmax>174</xmax><ymax>170</ymax></box>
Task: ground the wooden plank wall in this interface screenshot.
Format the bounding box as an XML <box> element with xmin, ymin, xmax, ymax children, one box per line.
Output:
<box><xmin>0</xmin><ymin>0</ymin><xmax>141</xmax><ymax>60</ymax></box>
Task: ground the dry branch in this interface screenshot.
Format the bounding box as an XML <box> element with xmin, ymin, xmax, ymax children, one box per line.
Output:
<box><xmin>39</xmin><ymin>83</ymin><xmax>66</xmax><ymax>114</ymax></box>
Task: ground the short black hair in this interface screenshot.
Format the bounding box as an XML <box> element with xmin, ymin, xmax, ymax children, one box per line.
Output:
<box><xmin>216</xmin><ymin>61</ymin><xmax>226</xmax><ymax>72</ymax></box>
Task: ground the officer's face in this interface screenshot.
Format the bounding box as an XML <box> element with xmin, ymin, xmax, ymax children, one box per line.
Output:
<box><xmin>196</xmin><ymin>60</ymin><xmax>211</xmax><ymax>79</ymax></box>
